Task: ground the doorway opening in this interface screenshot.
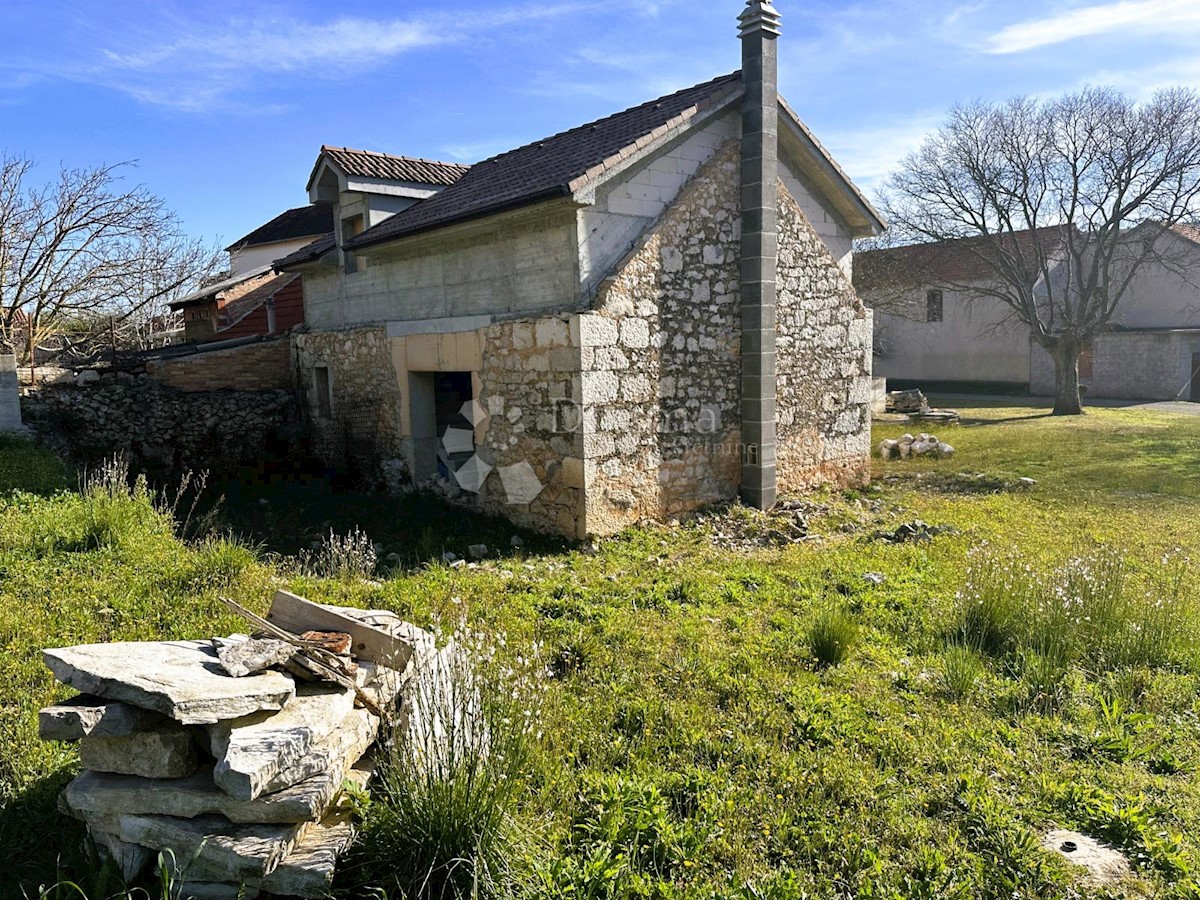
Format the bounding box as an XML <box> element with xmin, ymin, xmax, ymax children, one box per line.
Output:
<box><xmin>410</xmin><ymin>371</ymin><xmax>476</xmax><ymax>482</ymax></box>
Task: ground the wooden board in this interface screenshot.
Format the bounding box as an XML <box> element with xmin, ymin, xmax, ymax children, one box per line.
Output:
<box><xmin>266</xmin><ymin>591</ymin><xmax>413</xmax><ymax>670</ymax></box>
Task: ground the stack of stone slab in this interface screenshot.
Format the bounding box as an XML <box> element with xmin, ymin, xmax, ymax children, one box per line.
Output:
<box><xmin>38</xmin><ymin>594</ymin><xmax>430</xmax><ymax>899</ymax></box>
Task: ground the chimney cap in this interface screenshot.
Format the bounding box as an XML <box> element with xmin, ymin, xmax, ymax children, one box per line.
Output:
<box><xmin>738</xmin><ymin>0</ymin><xmax>782</xmax><ymax>38</ymax></box>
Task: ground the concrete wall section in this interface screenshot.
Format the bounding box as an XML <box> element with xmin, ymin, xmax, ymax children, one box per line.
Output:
<box><xmin>774</xmin><ymin>183</ymin><xmax>873</xmax><ymax>494</ymax></box>
<box><xmin>779</xmin><ymin>155</ymin><xmax>854</xmax><ymax>277</ymax></box>
<box><xmin>870</xmin><ymin>287</ymin><xmax>1032</xmax><ymax>386</ymax></box>
<box><xmin>0</xmin><ymin>355</ymin><xmax>24</xmax><ymax>432</ymax></box>
<box><xmin>302</xmin><ymin>209</ymin><xmax>578</xmax><ymax>329</ymax></box>
<box><xmin>577</xmin><ymin>110</ymin><xmax>740</xmax><ymax>297</ymax></box>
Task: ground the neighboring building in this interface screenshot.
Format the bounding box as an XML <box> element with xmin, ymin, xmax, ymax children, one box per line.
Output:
<box><xmin>169</xmin><ymin>267</ymin><xmax>304</xmax><ymax>344</ymax></box>
<box><xmin>278</xmin><ymin>0</ymin><xmax>884</xmax><ymax>538</ymax></box>
<box><xmin>857</xmin><ymin>225</ymin><xmax>1200</xmax><ymax>400</ymax></box>
<box><xmin>226</xmin><ymin>205</ymin><xmax>334</xmax><ymax>277</ymax></box>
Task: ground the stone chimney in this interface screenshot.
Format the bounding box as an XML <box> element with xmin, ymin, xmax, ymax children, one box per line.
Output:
<box><xmin>738</xmin><ymin>0</ymin><xmax>781</xmax><ymax>510</ymax></box>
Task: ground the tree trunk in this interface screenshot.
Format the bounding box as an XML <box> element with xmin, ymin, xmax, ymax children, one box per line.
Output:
<box><xmin>1050</xmin><ymin>341</ymin><xmax>1083</xmax><ymax>416</ymax></box>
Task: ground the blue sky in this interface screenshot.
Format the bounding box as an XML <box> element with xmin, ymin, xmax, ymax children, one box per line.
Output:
<box><xmin>2</xmin><ymin>0</ymin><xmax>1199</xmax><ymax>249</ymax></box>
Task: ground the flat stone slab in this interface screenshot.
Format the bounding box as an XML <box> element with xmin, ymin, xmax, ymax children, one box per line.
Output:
<box><xmin>261</xmin><ymin>758</ymin><xmax>374</xmax><ymax>897</ymax></box>
<box><xmin>80</xmin><ymin>727</ymin><xmax>199</xmax><ymax>779</ymax></box>
<box><xmin>1043</xmin><ymin>829</ymin><xmax>1135</xmax><ymax>887</ymax></box>
<box><xmin>43</xmin><ymin>641</ymin><xmax>295</xmax><ymax>725</ymax></box>
<box><xmin>216</xmin><ymin>705</ymin><xmax>377</xmax><ymax>801</ymax></box>
<box><xmin>117</xmin><ymin>813</ymin><xmax>306</xmax><ymax>882</ymax></box>
<box><xmin>39</xmin><ymin>695</ymin><xmax>172</xmax><ymax>741</ymax></box>
<box><xmin>91</xmin><ymin>829</ymin><xmax>153</xmax><ymax>882</ymax></box>
<box><xmin>207</xmin><ymin>683</ymin><xmax>358</xmax><ymax>800</ymax></box>
<box><xmin>63</xmin><ymin>747</ymin><xmax>368</xmax><ymax>824</ymax></box>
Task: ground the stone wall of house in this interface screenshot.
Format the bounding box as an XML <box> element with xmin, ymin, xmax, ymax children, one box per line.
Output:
<box><xmin>292</xmin><ymin>326</ymin><xmax>407</xmax><ymax>488</ymax></box>
<box><xmin>144</xmin><ymin>339</ymin><xmax>294</xmax><ymax>392</ymax></box>
<box><xmin>21</xmin><ymin>376</ymin><xmax>298</xmax><ymax>475</ymax></box>
<box><xmin>774</xmin><ymin>184</ymin><xmax>873</xmax><ymax>493</ymax></box>
<box><xmin>584</xmin><ymin>142</ymin><xmax>744</xmax><ymax>534</ymax></box>
<box><xmin>474</xmin><ymin>315</ymin><xmax>586</xmax><ymax>538</ymax></box>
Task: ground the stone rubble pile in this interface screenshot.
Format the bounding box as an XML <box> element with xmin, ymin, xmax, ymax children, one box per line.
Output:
<box><xmin>39</xmin><ymin>592</ymin><xmax>434</xmax><ymax>899</ymax></box>
<box><xmin>885</xmin><ymin>388</ymin><xmax>928</xmax><ymax>414</ymax></box>
<box><xmin>878</xmin><ymin>432</ymin><xmax>956</xmax><ymax>461</ymax></box>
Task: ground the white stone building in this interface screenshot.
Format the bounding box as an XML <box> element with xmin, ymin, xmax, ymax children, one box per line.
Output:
<box><xmin>277</xmin><ymin>1</ymin><xmax>885</xmax><ymax>538</ymax></box>
<box><xmin>858</xmin><ymin>225</ymin><xmax>1200</xmax><ymax>401</ymax></box>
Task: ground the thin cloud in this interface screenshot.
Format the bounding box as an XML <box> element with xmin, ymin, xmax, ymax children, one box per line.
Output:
<box><xmin>985</xmin><ymin>0</ymin><xmax>1200</xmax><ymax>54</ymax></box>
<box><xmin>821</xmin><ymin>114</ymin><xmax>945</xmax><ymax>192</ymax></box>
<box><xmin>3</xmin><ymin>1</ymin><xmax>652</xmax><ymax>113</ymax></box>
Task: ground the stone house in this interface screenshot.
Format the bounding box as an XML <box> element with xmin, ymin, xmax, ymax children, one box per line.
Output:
<box><xmin>859</xmin><ymin>225</ymin><xmax>1200</xmax><ymax>401</ymax></box>
<box><xmin>277</xmin><ymin>0</ymin><xmax>884</xmax><ymax>538</ymax></box>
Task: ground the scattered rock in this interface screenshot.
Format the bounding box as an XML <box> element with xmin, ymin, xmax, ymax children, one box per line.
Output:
<box><xmin>43</xmin><ymin>641</ymin><xmax>295</xmax><ymax>725</ymax></box>
<box><xmin>872</xmin><ymin>520</ymin><xmax>960</xmax><ymax>544</ymax></box>
<box><xmin>862</xmin><ymin>572</ymin><xmax>886</xmax><ymax>585</ymax></box>
<box><xmin>385</xmin><ymin>552</ymin><xmax>402</xmax><ymax>565</ymax></box>
<box><xmin>509</xmin><ymin>535</ymin><xmax>524</xmax><ymax>548</ymax></box>
<box><xmin>1019</xmin><ymin>476</ymin><xmax>1038</xmax><ymax>489</ymax></box>
<box><xmin>441</xmin><ymin>552</ymin><xmax>458</xmax><ymax>563</ymax></box>
<box><xmin>39</xmin><ymin>695</ymin><xmax>171</xmax><ymax>742</ymax></box>
<box><xmin>467</xmin><ymin>543</ymin><xmax>489</xmax><ymax>560</ymax></box>
<box><xmin>79</xmin><ymin>726</ymin><xmax>199</xmax><ymax>779</ymax></box>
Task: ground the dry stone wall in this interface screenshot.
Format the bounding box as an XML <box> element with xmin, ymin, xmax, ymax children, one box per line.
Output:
<box><xmin>293</xmin><ymin>327</ymin><xmax>408</xmax><ymax>489</ymax></box>
<box><xmin>21</xmin><ymin>376</ymin><xmax>298</xmax><ymax>476</ymax></box>
<box><xmin>774</xmin><ymin>185</ymin><xmax>873</xmax><ymax>492</ymax></box>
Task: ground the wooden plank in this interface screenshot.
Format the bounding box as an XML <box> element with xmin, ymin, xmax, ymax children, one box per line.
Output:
<box><xmin>266</xmin><ymin>591</ymin><xmax>413</xmax><ymax>670</ymax></box>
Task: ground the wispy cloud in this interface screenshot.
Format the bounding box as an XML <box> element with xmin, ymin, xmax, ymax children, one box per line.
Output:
<box><xmin>1</xmin><ymin>1</ymin><xmax>653</xmax><ymax>113</ymax></box>
<box><xmin>821</xmin><ymin>113</ymin><xmax>945</xmax><ymax>192</ymax></box>
<box><xmin>985</xmin><ymin>0</ymin><xmax>1200</xmax><ymax>54</ymax></box>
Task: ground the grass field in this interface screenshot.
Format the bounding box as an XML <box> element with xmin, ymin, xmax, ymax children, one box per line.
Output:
<box><xmin>5</xmin><ymin>403</ymin><xmax>1200</xmax><ymax>898</ymax></box>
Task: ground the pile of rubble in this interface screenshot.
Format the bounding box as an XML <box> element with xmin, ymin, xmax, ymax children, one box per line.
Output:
<box><xmin>885</xmin><ymin>389</ymin><xmax>928</xmax><ymax>414</ymax></box>
<box><xmin>883</xmin><ymin>388</ymin><xmax>961</xmax><ymax>425</ymax></box>
<box><xmin>39</xmin><ymin>591</ymin><xmax>432</xmax><ymax>899</ymax></box>
<box><xmin>878</xmin><ymin>432</ymin><xmax>956</xmax><ymax>461</ymax></box>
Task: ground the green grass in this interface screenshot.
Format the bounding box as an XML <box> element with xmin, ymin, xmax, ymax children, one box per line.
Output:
<box><xmin>7</xmin><ymin>403</ymin><xmax>1200</xmax><ymax>897</ymax></box>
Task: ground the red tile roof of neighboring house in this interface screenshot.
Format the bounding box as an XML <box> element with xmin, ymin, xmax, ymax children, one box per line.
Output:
<box><xmin>225</xmin><ymin>205</ymin><xmax>334</xmax><ymax>252</ymax></box>
<box><xmin>345</xmin><ymin>72</ymin><xmax>745</xmax><ymax>250</ymax></box>
<box><xmin>218</xmin><ymin>274</ymin><xmax>305</xmax><ymax>340</ymax></box>
<box><xmin>308</xmin><ymin>147</ymin><xmax>471</xmax><ymax>191</ymax></box>
<box><xmin>854</xmin><ymin>227</ymin><xmax>1072</xmax><ymax>290</ymax></box>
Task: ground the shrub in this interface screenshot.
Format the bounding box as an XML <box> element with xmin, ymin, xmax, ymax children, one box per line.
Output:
<box><xmin>807</xmin><ymin>607</ymin><xmax>859</xmax><ymax>668</ymax></box>
<box><xmin>185</xmin><ymin>535</ymin><xmax>259</xmax><ymax>590</ymax></box>
<box><xmin>356</xmin><ymin>626</ymin><xmax>545</xmax><ymax>899</ymax></box>
<box><xmin>302</xmin><ymin>526</ymin><xmax>377</xmax><ymax>581</ymax></box>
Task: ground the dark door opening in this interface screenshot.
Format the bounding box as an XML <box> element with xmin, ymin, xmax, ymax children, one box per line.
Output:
<box><xmin>434</xmin><ymin>372</ymin><xmax>475</xmax><ymax>478</ymax></box>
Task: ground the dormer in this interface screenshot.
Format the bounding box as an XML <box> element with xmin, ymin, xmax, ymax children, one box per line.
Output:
<box><xmin>305</xmin><ymin>147</ymin><xmax>470</xmax><ymax>273</ymax></box>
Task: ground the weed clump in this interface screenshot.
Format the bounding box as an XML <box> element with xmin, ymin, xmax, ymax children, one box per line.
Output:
<box><xmin>808</xmin><ymin>606</ymin><xmax>860</xmax><ymax>668</ymax></box>
<box><xmin>355</xmin><ymin>625</ymin><xmax>545</xmax><ymax>899</ymax></box>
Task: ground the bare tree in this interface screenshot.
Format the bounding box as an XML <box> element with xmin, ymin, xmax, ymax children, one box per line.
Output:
<box><xmin>881</xmin><ymin>87</ymin><xmax>1200</xmax><ymax>414</ymax></box>
<box><xmin>0</xmin><ymin>153</ymin><xmax>220</xmax><ymax>374</ymax></box>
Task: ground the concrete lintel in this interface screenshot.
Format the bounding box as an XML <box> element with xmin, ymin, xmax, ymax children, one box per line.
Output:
<box><xmin>385</xmin><ymin>315</ymin><xmax>495</xmax><ymax>338</ymax></box>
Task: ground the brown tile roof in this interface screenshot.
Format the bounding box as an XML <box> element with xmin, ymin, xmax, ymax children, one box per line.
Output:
<box><xmin>273</xmin><ymin>234</ymin><xmax>336</xmax><ymax>269</ymax></box>
<box><xmin>854</xmin><ymin>227</ymin><xmax>1072</xmax><ymax>290</ymax></box>
<box><xmin>308</xmin><ymin>147</ymin><xmax>470</xmax><ymax>191</ymax></box>
<box><xmin>225</xmin><ymin>205</ymin><xmax>334</xmax><ymax>252</ymax></box>
<box><xmin>345</xmin><ymin>72</ymin><xmax>743</xmax><ymax>250</ymax></box>
<box><xmin>1170</xmin><ymin>222</ymin><xmax>1200</xmax><ymax>247</ymax></box>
